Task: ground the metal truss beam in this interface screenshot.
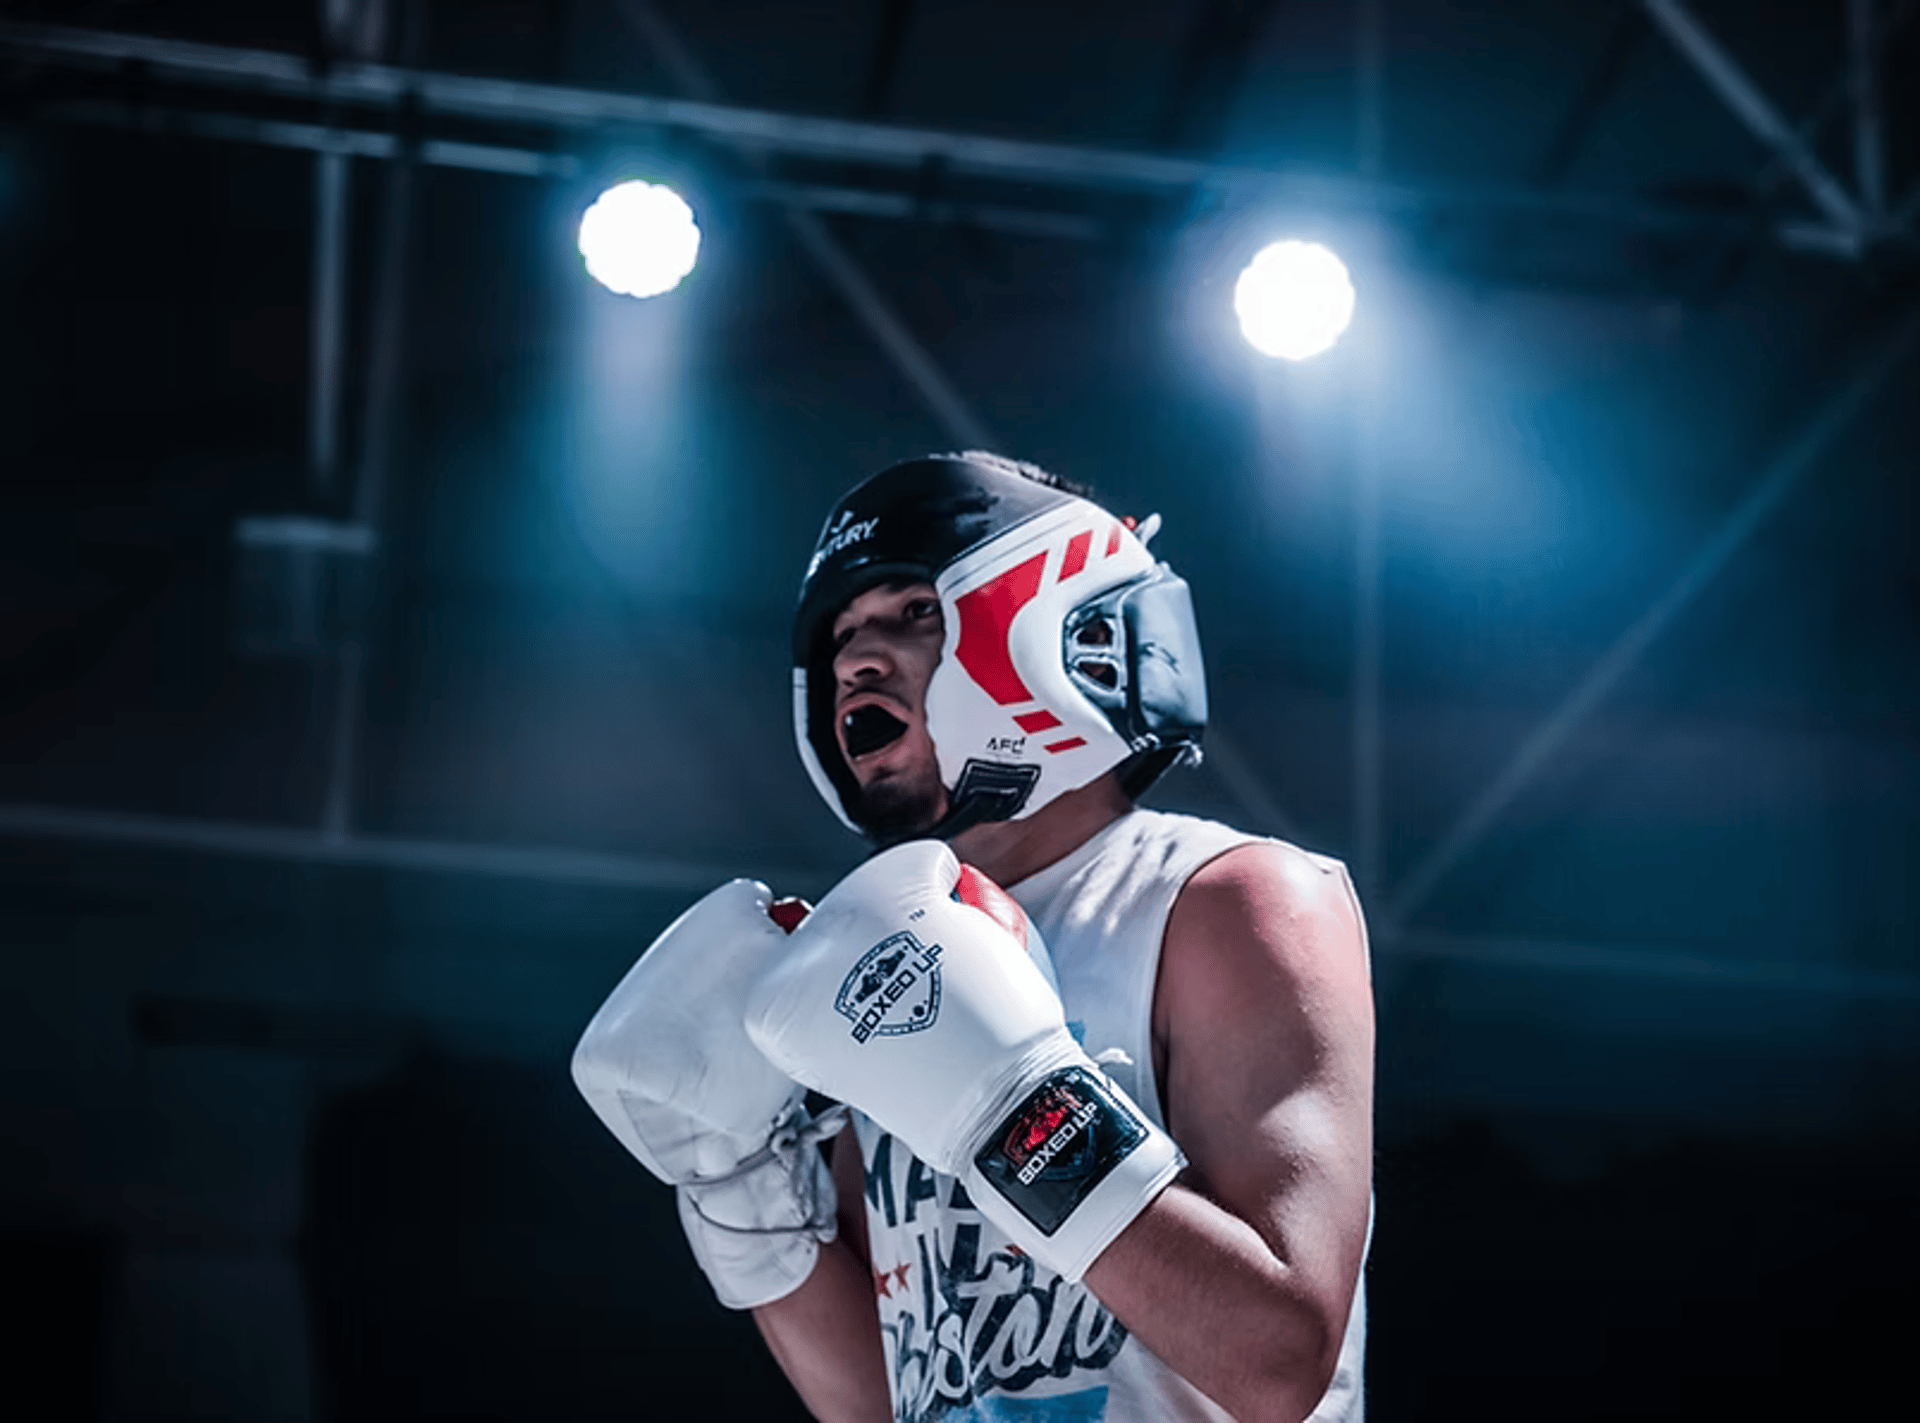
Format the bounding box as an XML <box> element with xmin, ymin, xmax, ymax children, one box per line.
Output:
<box><xmin>320</xmin><ymin>0</ymin><xmax>416</xmax><ymax>844</ymax></box>
<box><xmin>614</xmin><ymin>0</ymin><xmax>997</xmax><ymax>450</ymax></box>
<box><xmin>41</xmin><ymin>98</ymin><xmax>1109</xmax><ymax>239</ymax></box>
<box><xmin>0</xmin><ymin>801</ymin><xmax>824</xmax><ymax>897</ymax></box>
<box><xmin>308</xmin><ymin>147</ymin><xmax>349</xmax><ymax>499</ymax></box>
<box><xmin>1740</xmin><ymin>0</ymin><xmax>1914</xmax><ymax>247</ymax></box>
<box><xmin>0</xmin><ymin>19</ymin><xmax>1866</xmax><ymax>256</ymax></box>
<box><xmin>1390</xmin><ymin>931</ymin><xmax>1920</xmax><ymax>1002</ymax></box>
<box><xmin>1354</xmin><ymin>0</ymin><xmax>1384</xmax><ymax>178</ymax></box>
<box><xmin>306</xmin><ymin>2</ymin><xmax>386</xmax><ymax>502</ymax></box>
<box><xmin>1850</xmin><ymin>0</ymin><xmax>1887</xmax><ymax>217</ymax></box>
<box><xmin>1350</xmin><ymin>0</ymin><xmax>1385</xmax><ymax>896</ymax></box>
<box><xmin>1640</xmin><ymin>0</ymin><xmax>1864</xmax><ymax>238</ymax></box>
<box><xmin>1351</xmin><ymin>359</ymin><xmax>1383</xmax><ymax>898</ymax></box>
<box><xmin>1530</xmin><ymin>4</ymin><xmax>1646</xmax><ymax>187</ymax></box>
<box><xmin>1384</xmin><ymin>302</ymin><xmax>1920</xmax><ymax>932</ymax></box>
<box><xmin>1895</xmin><ymin>181</ymin><xmax>1920</xmax><ymax>234</ymax></box>
<box><xmin>8</xmin><ymin>801</ymin><xmax>1917</xmax><ymax>1000</ymax></box>
<box><xmin>779</xmin><ymin>207</ymin><xmax>997</xmax><ymax>448</ymax></box>
<box><xmin>1193</xmin><ymin>728</ymin><xmax>1304</xmax><ymax>844</ymax></box>
<box><xmin>859</xmin><ymin>0</ymin><xmax>917</xmax><ymax>118</ymax></box>
<box><xmin>1156</xmin><ymin>0</ymin><xmax>1281</xmax><ymax>154</ymax></box>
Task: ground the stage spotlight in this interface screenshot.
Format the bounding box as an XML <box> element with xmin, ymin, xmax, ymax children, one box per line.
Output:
<box><xmin>577</xmin><ymin>179</ymin><xmax>701</xmax><ymax>299</ymax></box>
<box><xmin>1233</xmin><ymin>240</ymin><xmax>1355</xmax><ymax>361</ymax></box>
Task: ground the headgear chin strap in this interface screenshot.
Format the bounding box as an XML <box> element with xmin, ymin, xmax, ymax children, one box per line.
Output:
<box><xmin>792</xmin><ymin>455</ymin><xmax>1208</xmax><ymax>841</ymax></box>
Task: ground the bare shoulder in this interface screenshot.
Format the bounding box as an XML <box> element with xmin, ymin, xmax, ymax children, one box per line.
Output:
<box><xmin>1155</xmin><ymin>839</ymin><xmax>1374</xmax><ymax>1152</ymax></box>
<box><xmin>1182</xmin><ymin>838</ymin><xmax>1361</xmax><ymax>915</ymax></box>
<box><xmin>1163</xmin><ymin>839</ymin><xmax>1371</xmax><ymax>1005</ymax></box>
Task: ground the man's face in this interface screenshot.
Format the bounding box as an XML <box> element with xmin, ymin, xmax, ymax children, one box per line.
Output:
<box><xmin>830</xmin><ymin>580</ymin><xmax>950</xmax><ymax>839</ymax></box>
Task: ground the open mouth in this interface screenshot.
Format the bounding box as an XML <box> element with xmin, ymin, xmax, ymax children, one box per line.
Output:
<box><xmin>842</xmin><ymin>704</ymin><xmax>908</xmax><ymax>759</ymax></box>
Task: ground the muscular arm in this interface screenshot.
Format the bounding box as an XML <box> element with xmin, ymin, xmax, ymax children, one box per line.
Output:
<box><xmin>1081</xmin><ymin>842</ymin><xmax>1375</xmax><ymax>1423</ymax></box>
<box><xmin>751</xmin><ymin>1125</ymin><xmax>893</xmax><ymax>1422</ymax></box>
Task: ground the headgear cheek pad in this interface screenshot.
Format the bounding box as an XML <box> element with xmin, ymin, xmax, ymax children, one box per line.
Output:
<box><xmin>793</xmin><ymin>455</ymin><xmax>1207</xmax><ymax>840</ymax></box>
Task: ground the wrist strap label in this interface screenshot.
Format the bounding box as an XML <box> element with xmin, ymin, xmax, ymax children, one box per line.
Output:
<box><xmin>973</xmin><ymin>1066</ymin><xmax>1148</xmax><ymax>1237</ymax></box>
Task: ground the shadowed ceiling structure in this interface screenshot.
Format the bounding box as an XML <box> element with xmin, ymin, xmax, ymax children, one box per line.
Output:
<box><xmin>1</xmin><ymin>2</ymin><xmax>1915</xmax><ymax>1419</ymax></box>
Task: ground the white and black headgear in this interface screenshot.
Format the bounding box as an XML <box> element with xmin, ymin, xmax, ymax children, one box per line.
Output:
<box><xmin>793</xmin><ymin>454</ymin><xmax>1208</xmax><ymax>840</ymax></box>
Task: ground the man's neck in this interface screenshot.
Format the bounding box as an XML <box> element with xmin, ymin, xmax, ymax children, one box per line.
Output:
<box><xmin>948</xmin><ymin>774</ymin><xmax>1132</xmax><ymax>887</ymax></box>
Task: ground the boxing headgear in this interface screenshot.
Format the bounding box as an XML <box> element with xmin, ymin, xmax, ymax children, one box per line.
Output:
<box><xmin>793</xmin><ymin>454</ymin><xmax>1208</xmax><ymax>839</ymax></box>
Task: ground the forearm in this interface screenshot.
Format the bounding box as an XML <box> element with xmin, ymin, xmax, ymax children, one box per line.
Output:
<box><xmin>751</xmin><ymin>1236</ymin><xmax>893</xmax><ymax>1423</ymax></box>
<box><xmin>1082</xmin><ymin>1182</ymin><xmax>1344</xmax><ymax>1423</ymax></box>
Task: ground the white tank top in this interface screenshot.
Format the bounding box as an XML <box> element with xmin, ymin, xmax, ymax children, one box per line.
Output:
<box><xmin>852</xmin><ymin>809</ymin><xmax>1369</xmax><ymax>1421</ymax></box>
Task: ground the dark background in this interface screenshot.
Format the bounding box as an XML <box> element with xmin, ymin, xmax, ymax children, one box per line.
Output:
<box><xmin>2</xmin><ymin>2</ymin><xmax>1916</xmax><ymax>1418</ymax></box>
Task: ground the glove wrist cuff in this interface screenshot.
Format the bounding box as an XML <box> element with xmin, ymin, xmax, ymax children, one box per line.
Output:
<box><xmin>962</xmin><ymin>1063</ymin><xmax>1183</xmax><ymax>1283</ymax></box>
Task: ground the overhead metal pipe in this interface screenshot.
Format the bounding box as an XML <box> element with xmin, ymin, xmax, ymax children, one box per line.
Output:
<box><xmin>1350</xmin><ymin>0</ymin><xmax>1386</xmax><ymax>897</ymax></box>
<box><xmin>0</xmin><ymin>18</ymin><xmax>1868</xmax><ymax>255</ymax></box>
<box><xmin>1199</xmin><ymin>727</ymin><xmax>1304</xmax><ymax>844</ymax></box>
<box><xmin>0</xmin><ymin>803</ymin><xmax>826</xmax><ymax>903</ymax></box>
<box><xmin>9</xmin><ymin>801</ymin><xmax>1919</xmax><ymax>999</ymax></box>
<box><xmin>614</xmin><ymin>0</ymin><xmax>1001</xmax><ymax>462</ymax></box>
<box><xmin>1640</xmin><ymin>0</ymin><xmax>1863</xmax><ymax>236</ymax></box>
<box><xmin>1351</xmin><ymin>360</ymin><xmax>1383</xmax><ymax>899</ymax></box>
<box><xmin>1390</xmin><ymin>931</ymin><xmax>1920</xmax><ymax>1001</ymax></box>
<box><xmin>322</xmin><ymin>0</ymin><xmax>416</xmax><ymax>844</ymax></box>
<box><xmin>1850</xmin><ymin>0</ymin><xmax>1886</xmax><ymax>218</ymax></box>
<box><xmin>43</xmin><ymin>96</ymin><xmax>1112</xmax><ymax>239</ymax></box>
<box><xmin>1354</xmin><ymin>0</ymin><xmax>1385</xmax><ymax>178</ymax></box>
<box><xmin>308</xmin><ymin>146</ymin><xmax>350</xmax><ymax>498</ymax></box>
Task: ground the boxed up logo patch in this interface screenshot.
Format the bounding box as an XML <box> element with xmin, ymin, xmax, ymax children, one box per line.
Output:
<box><xmin>835</xmin><ymin>931</ymin><xmax>943</xmax><ymax>1043</ymax></box>
<box><xmin>973</xmin><ymin>1066</ymin><xmax>1147</xmax><ymax>1236</ymax></box>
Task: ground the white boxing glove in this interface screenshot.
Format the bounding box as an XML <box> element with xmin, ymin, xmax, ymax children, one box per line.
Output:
<box><xmin>571</xmin><ymin>879</ymin><xmax>844</xmax><ymax>1309</ymax></box>
<box><xmin>745</xmin><ymin>840</ymin><xmax>1183</xmax><ymax>1283</ymax></box>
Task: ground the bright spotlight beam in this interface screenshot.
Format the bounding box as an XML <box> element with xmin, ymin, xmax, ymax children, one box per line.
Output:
<box><xmin>1233</xmin><ymin>240</ymin><xmax>1356</xmax><ymax>361</ymax></box>
<box><xmin>578</xmin><ymin>179</ymin><xmax>701</xmax><ymax>299</ymax></box>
